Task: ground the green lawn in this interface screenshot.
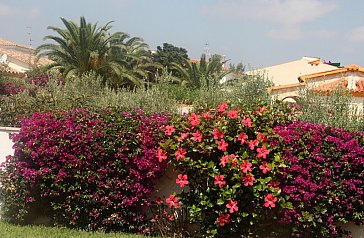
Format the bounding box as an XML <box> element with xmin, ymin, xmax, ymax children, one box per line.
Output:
<box><xmin>0</xmin><ymin>221</ymin><xmax>152</xmax><ymax>238</ymax></box>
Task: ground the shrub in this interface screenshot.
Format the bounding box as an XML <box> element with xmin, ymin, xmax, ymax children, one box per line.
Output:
<box><xmin>297</xmin><ymin>87</ymin><xmax>364</xmax><ymax>131</ymax></box>
<box><xmin>0</xmin><ymin>73</ymin><xmax>178</xmax><ymax>127</ymax></box>
<box><xmin>0</xmin><ymin>108</ymin><xmax>170</xmax><ymax>233</ymax></box>
<box><xmin>273</xmin><ymin>121</ymin><xmax>364</xmax><ymax>237</ymax></box>
<box><xmin>158</xmin><ymin>102</ymin><xmax>295</xmax><ymax>237</ymax></box>
<box><xmin>0</xmin><ymin>77</ymin><xmax>26</xmax><ymax>96</ymax></box>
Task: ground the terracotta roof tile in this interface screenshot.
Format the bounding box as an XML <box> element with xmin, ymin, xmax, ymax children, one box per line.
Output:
<box><xmin>299</xmin><ymin>64</ymin><xmax>364</xmax><ymax>82</ymax></box>
<box><xmin>0</xmin><ymin>46</ymin><xmax>52</xmax><ymax>67</ymax></box>
<box><xmin>0</xmin><ymin>38</ymin><xmax>32</xmax><ymax>49</ymax></box>
<box><xmin>313</xmin><ymin>78</ymin><xmax>364</xmax><ymax>93</ymax></box>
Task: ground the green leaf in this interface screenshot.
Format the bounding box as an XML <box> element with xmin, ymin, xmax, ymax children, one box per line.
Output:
<box><xmin>217</xmin><ymin>199</ymin><xmax>225</xmax><ymax>206</ymax></box>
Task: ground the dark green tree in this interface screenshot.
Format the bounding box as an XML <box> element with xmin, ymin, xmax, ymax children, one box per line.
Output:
<box><xmin>153</xmin><ymin>43</ymin><xmax>189</xmax><ymax>71</ymax></box>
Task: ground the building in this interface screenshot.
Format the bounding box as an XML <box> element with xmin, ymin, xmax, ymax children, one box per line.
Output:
<box><xmin>0</xmin><ymin>38</ymin><xmax>52</xmax><ymax>77</ymax></box>
<box><xmin>246</xmin><ymin>56</ymin><xmax>339</xmax><ymax>87</ymax></box>
<box><xmin>245</xmin><ymin>57</ymin><xmax>364</xmax><ymax>113</ymax></box>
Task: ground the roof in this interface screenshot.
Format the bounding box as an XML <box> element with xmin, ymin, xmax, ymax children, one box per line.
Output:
<box><xmin>0</xmin><ymin>38</ymin><xmax>32</xmax><ymax>50</ymax></box>
<box><xmin>313</xmin><ymin>78</ymin><xmax>364</xmax><ymax>95</ymax></box>
<box><xmin>299</xmin><ymin>64</ymin><xmax>364</xmax><ymax>82</ymax></box>
<box><xmin>245</xmin><ymin>57</ymin><xmax>339</xmax><ymax>86</ymax></box>
<box><xmin>270</xmin><ymin>82</ymin><xmax>305</xmax><ymax>91</ymax></box>
<box><xmin>0</xmin><ymin>38</ymin><xmax>53</xmax><ymax>68</ymax></box>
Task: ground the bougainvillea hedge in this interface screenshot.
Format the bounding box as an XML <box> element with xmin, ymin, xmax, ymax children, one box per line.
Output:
<box><xmin>273</xmin><ymin>121</ymin><xmax>364</xmax><ymax>237</ymax></box>
<box><xmin>0</xmin><ymin>108</ymin><xmax>170</xmax><ymax>233</ymax></box>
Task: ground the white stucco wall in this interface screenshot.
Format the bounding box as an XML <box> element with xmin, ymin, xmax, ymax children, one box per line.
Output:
<box><xmin>0</xmin><ymin>128</ymin><xmax>18</xmax><ymax>165</ymax></box>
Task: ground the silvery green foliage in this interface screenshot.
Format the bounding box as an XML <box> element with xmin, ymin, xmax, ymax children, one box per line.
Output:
<box><xmin>298</xmin><ymin>86</ymin><xmax>364</xmax><ymax>131</ymax></box>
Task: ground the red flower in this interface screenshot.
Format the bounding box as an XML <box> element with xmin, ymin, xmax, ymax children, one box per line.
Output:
<box><xmin>178</xmin><ymin>132</ymin><xmax>189</xmax><ymax>141</ymax></box>
<box><xmin>176</xmin><ymin>174</ymin><xmax>189</xmax><ymax>188</ymax></box>
<box><xmin>256</xmin><ymin>132</ymin><xmax>267</xmax><ymax>142</ymax></box>
<box><xmin>192</xmin><ymin>130</ymin><xmax>203</xmax><ymax>142</ymax></box>
<box><xmin>175</xmin><ymin>148</ymin><xmax>187</xmax><ymax>160</ymax></box>
<box><xmin>217</xmin><ymin>102</ymin><xmax>228</xmax><ymax>113</ymax></box>
<box><xmin>226</xmin><ymin>200</ymin><xmax>238</xmax><ymax>213</ymax></box>
<box><xmin>258</xmin><ymin>106</ymin><xmax>268</xmax><ymax>113</ymax></box>
<box><xmin>227</xmin><ymin>110</ymin><xmax>238</xmax><ymax>119</ymax></box>
<box><xmin>166</xmin><ymin>194</ymin><xmax>180</xmax><ymax>208</ymax></box>
<box><xmin>259</xmin><ymin>161</ymin><xmax>271</xmax><ymax>174</ymax></box>
<box><xmin>257</xmin><ymin>146</ymin><xmax>270</xmax><ymax>159</ymax></box>
<box><xmin>211</xmin><ymin>128</ymin><xmax>224</xmax><ymax>140</ymax></box>
<box><xmin>249</xmin><ymin>139</ymin><xmax>259</xmax><ymax>150</ymax></box>
<box><xmin>164</xmin><ymin>125</ymin><xmax>175</xmax><ymax>136</ymax></box>
<box><xmin>214</xmin><ymin>175</ymin><xmax>226</xmax><ymax>188</ymax></box>
<box><xmin>268</xmin><ymin>180</ymin><xmax>280</xmax><ymax>189</ymax></box>
<box><xmin>202</xmin><ymin>111</ymin><xmax>213</xmax><ymax>119</ymax></box>
<box><xmin>264</xmin><ymin>194</ymin><xmax>277</xmax><ymax>208</ymax></box>
<box><xmin>220</xmin><ymin>155</ymin><xmax>229</xmax><ymax>167</ymax></box>
<box><xmin>216</xmin><ymin>213</ymin><xmax>230</xmax><ymax>226</ymax></box>
<box><xmin>242</xmin><ymin>117</ymin><xmax>253</xmax><ymax>127</ymax></box>
<box><xmin>188</xmin><ymin>113</ymin><xmax>201</xmax><ymax>127</ymax></box>
<box><xmin>242</xmin><ymin>174</ymin><xmax>255</xmax><ymax>186</ymax></box>
<box><xmin>238</xmin><ymin>132</ymin><xmax>248</xmax><ymax>144</ymax></box>
<box><xmin>156</xmin><ymin>147</ymin><xmax>167</xmax><ymax>162</ymax></box>
<box><xmin>217</xmin><ymin>139</ymin><xmax>229</xmax><ymax>151</ymax></box>
<box><xmin>240</xmin><ymin>160</ymin><xmax>252</xmax><ymax>173</ymax></box>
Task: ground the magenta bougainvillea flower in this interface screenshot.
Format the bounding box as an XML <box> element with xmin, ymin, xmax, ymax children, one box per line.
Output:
<box><xmin>0</xmin><ymin>108</ymin><xmax>171</xmax><ymax>233</ymax></box>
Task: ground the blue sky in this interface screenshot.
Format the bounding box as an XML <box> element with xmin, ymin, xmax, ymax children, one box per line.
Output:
<box><xmin>1</xmin><ymin>0</ymin><xmax>364</xmax><ymax>68</ymax></box>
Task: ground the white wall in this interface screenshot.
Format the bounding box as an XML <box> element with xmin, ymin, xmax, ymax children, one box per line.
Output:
<box><xmin>0</xmin><ymin>128</ymin><xmax>18</xmax><ymax>165</ymax></box>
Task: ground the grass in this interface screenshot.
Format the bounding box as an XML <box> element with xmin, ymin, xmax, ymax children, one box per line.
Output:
<box><xmin>0</xmin><ymin>221</ymin><xmax>152</xmax><ymax>238</ymax></box>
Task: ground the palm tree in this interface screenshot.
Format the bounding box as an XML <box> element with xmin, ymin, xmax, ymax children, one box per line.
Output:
<box><xmin>109</xmin><ymin>34</ymin><xmax>161</xmax><ymax>87</ymax></box>
<box><xmin>172</xmin><ymin>54</ymin><xmax>231</xmax><ymax>89</ymax></box>
<box><xmin>37</xmin><ymin>16</ymin><xmax>152</xmax><ymax>88</ymax></box>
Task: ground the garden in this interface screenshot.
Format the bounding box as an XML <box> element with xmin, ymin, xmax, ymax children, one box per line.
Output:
<box><xmin>0</xmin><ymin>17</ymin><xmax>363</xmax><ymax>237</ymax></box>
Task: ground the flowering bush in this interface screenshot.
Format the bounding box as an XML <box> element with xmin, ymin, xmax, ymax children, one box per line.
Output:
<box><xmin>0</xmin><ymin>108</ymin><xmax>170</xmax><ymax>233</ymax></box>
<box><xmin>0</xmin><ymin>76</ymin><xmax>50</xmax><ymax>96</ymax></box>
<box><xmin>273</xmin><ymin>121</ymin><xmax>364</xmax><ymax>237</ymax></box>
<box><xmin>0</xmin><ymin>80</ymin><xmax>26</xmax><ymax>96</ymax></box>
<box><xmin>159</xmin><ymin>102</ymin><xmax>295</xmax><ymax>237</ymax></box>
